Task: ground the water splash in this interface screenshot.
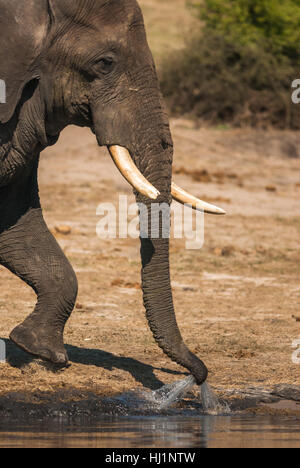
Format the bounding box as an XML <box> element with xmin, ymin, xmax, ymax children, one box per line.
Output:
<box><xmin>111</xmin><ymin>376</ymin><xmax>230</xmax><ymax>415</ymax></box>
<box><xmin>109</xmin><ymin>376</ymin><xmax>196</xmax><ymax>413</ymax></box>
<box><xmin>200</xmin><ymin>382</ymin><xmax>230</xmax><ymax>415</ymax></box>
<box><xmin>143</xmin><ymin>375</ymin><xmax>196</xmax><ymax>411</ymax></box>
<box><xmin>142</xmin><ymin>376</ymin><xmax>230</xmax><ymax>414</ymax></box>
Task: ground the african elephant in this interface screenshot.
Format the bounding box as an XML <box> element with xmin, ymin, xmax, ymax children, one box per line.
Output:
<box><xmin>0</xmin><ymin>0</ymin><xmax>224</xmax><ymax>385</ymax></box>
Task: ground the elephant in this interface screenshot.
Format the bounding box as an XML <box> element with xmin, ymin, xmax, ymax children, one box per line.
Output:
<box><xmin>0</xmin><ymin>0</ymin><xmax>225</xmax><ymax>386</ymax></box>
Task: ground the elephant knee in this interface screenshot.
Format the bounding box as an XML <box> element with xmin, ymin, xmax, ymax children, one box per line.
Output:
<box><xmin>39</xmin><ymin>262</ymin><xmax>78</xmax><ymax>311</ymax></box>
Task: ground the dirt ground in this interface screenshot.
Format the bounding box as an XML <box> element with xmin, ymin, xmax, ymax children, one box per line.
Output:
<box><xmin>0</xmin><ymin>119</ymin><xmax>300</xmax><ymax>403</ymax></box>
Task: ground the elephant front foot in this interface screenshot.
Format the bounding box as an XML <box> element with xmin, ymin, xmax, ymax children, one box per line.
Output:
<box><xmin>10</xmin><ymin>320</ymin><xmax>69</xmax><ymax>366</ymax></box>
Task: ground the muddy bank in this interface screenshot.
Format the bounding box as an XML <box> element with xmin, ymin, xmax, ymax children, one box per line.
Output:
<box><xmin>0</xmin><ymin>384</ymin><xmax>300</xmax><ymax>423</ymax></box>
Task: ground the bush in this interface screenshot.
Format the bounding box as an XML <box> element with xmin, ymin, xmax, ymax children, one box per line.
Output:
<box><xmin>190</xmin><ymin>0</ymin><xmax>300</xmax><ymax>62</ymax></box>
<box><xmin>160</xmin><ymin>0</ymin><xmax>300</xmax><ymax>128</ymax></box>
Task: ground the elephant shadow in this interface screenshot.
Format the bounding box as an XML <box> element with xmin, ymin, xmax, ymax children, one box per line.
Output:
<box><xmin>1</xmin><ymin>338</ymin><xmax>185</xmax><ymax>391</ymax></box>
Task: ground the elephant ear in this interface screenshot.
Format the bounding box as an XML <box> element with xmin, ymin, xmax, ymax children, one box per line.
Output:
<box><xmin>0</xmin><ymin>0</ymin><xmax>49</xmax><ymax>124</ymax></box>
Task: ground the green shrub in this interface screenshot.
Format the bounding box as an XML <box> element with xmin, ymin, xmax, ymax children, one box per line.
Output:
<box><xmin>160</xmin><ymin>0</ymin><xmax>300</xmax><ymax>128</ymax></box>
<box><xmin>189</xmin><ymin>0</ymin><xmax>300</xmax><ymax>62</ymax></box>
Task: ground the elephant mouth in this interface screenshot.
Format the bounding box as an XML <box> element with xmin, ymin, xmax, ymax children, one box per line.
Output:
<box><xmin>107</xmin><ymin>145</ymin><xmax>226</xmax><ymax>215</ymax></box>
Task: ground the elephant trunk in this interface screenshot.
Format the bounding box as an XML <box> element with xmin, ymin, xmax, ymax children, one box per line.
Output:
<box><xmin>135</xmin><ymin>144</ymin><xmax>208</xmax><ymax>386</ymax></box>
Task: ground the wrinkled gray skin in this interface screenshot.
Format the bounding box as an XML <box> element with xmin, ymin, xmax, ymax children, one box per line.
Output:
<box><xmin>0</xmin><ymin>0</ymin><xmax>208</xmax><ymax>385</ymax></box>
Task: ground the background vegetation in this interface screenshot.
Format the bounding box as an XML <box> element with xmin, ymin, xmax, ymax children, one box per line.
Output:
<box><xmin>160</xmin><ymin>0</ymin><xmax>300</xmax><ymax>128</ymax></box>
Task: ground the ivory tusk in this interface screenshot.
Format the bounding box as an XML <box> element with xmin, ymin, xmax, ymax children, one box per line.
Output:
<box><xmin>108</xmin><ymin>145</ymin><xmax>160</xmax><ymax>200</ymax></box>
<box><xmin>108</xmin><ymin>146</ymin><xmax>226</xmax><ymax>214</ymax></box>
<box><xmin>171</xmin><ymin>182</ymin><xmax>226</xmax><ymax>215</ymax></box>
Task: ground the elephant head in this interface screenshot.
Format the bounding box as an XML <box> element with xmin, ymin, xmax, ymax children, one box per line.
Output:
<box><xmin>0</xmin><ymin>0</ymin><xmax>225</xmax><ymax>384</ymax></box>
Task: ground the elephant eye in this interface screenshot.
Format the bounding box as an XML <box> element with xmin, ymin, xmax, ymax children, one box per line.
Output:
<box><xmin>96</xmin><ymin>57</ymin><xmax>115</xmax><ymax>75</ymax></box>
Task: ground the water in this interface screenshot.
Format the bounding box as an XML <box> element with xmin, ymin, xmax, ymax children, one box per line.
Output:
<box><xmin>0</xmin><ymin>416</ymin><xmax>300</xmax><ymax>448</ymax></box>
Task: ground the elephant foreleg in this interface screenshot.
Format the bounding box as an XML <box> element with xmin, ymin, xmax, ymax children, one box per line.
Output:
<box><xmin>0</xmin><ymin>162</ymin><xmax>78</xmax><ymax>365</ymax></box>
